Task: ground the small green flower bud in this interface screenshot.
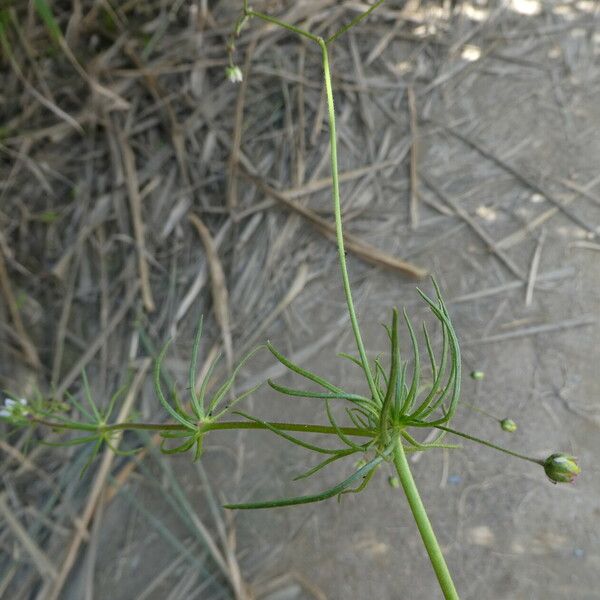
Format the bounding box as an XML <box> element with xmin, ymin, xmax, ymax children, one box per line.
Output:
<box><xmin>388</xmin><ymin>476</ymin><xmax>400</xmax><ymax>489</ymax></box>
<box><xmin>543</xmin><ymin>453</ymin><xmax>580</xmax><ymax>484</ymax></box>
<box><xmin>470</xmin><ymin>370</ymin><xmax>485</xmax><ymax>381</ymax></box>
<box><xmin>500</xmin><ymin>418</ymin><xmax>517</xmax><ymax>433</ymax></box>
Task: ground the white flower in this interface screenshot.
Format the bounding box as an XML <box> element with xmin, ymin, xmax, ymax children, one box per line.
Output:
<box><xmin>226</xmin><ymin>65</ymin><xmax>243</xmax><ymax>84</ymax></box>
<box><xmin>0</xmin><ymin>397</ymin><xmax>28</xmax><ymax>419</ymax></box>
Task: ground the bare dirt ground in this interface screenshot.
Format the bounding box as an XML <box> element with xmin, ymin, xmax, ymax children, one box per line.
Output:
<box><xmin>1</xmin><ymin>1</ymin><xmax>599</xmax><ymax>599</ymax></box>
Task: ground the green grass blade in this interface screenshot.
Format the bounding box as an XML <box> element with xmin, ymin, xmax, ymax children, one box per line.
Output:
<box><xmin>0</xmin><ymin>12</ymin><xmax>13</xmax><ymax>59</ymax></box>
<box><xmin>33</xmin><ymin>0</ymin><xmax>62</xmax><ymax>43</ymax></box>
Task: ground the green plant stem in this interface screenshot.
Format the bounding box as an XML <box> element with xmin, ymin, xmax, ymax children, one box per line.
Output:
<box><xmin>244</xmin><ymin>0</ymin><xmax>380</xmax><ymax>407</ymax></box>
<box><xmin>325</xmin><ymin>0</ymin><xmax>387</xmax><ymax>45</ymax></box>
<box><xmin>319</xmin><ymin>40</ymin><xmax>379</xmax><ymax>403</ymax></box>
<box><xmin>434</xmin><ymin>425</ymin><xmax>543</xmax><ymax>465</ymax></box>
<box><xmin>393</xmin><ymin>442</ymin><xmax>460</xmax><ymax>600</ymax></box>
<box><xmin>246</xmin><ymin>9</ymin><xmax>321</xmax><ymax>44</ymax></box>
<box><xmin>31</xmin><ymin>416</ymin><xmax>376</xmax><ymax>438</ymax></box>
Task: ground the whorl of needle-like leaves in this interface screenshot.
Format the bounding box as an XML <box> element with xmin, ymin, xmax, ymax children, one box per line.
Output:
<box><xmin>223</xmin><ymin>280</ymin><xmax>462</xmax><ymax>509</ymax></box>
<box><xmin>153</xmin><ymin>317</ymin><xmax>263</xmax><ymax>461</ymax></box>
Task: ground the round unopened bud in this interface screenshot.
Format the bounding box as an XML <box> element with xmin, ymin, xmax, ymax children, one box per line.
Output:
<box><xmin>388</xmin><ymin>476</ymin><xmax>400</xmax><ymax>489</ymax></box>
<box><xmin>543</xmin><ymin>453</ymin><xmax>580</xmax><ymax>484</ymax></box>
<box><xmin>500</xmin><ymin>418</ymin><xmax>517</xmax><ymax>433</ymax></box>
<box><xmin>470</xmin><ymin>370</ymin><xmax>485</xmax><ymax>381</ymax></box>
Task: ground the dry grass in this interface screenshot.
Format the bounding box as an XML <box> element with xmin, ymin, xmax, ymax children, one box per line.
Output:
<box><xmin>1</xmin><ymin>1</ymin><xmax>599</xmax><ymax>598</ymax></box>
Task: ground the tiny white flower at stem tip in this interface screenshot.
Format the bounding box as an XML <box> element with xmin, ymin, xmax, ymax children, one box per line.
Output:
<box><xmin>0</xmin><ymin>396</ymin><xmax>29</xmax><ymax>419</ymax></box>
<box><xmin>226</xmin><ymin>65</ymin><xmax>243</xmax><ymax>83</ymax></box>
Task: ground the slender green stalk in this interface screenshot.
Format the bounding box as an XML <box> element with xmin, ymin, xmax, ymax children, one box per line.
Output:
<box><xmin>246</xmin><ymin>9</ymin><xmax>321</xmax><ymax>44</ymax></box>
<box><xmin>319</xmin><ymin>40</ymin><xmax>379</xmax><ymax>403</ymax></box>
<box><xmin>31</xmin><ymin>416</ymin><xmax>376</xmax><ymax>438</ymax></box>
<box><xmin>393</xmin><ymin>442</ymin><xmax>460</xmax><ymax>600</ymax></box>
<box><xmin>326</xmin><ymin>0</ymin><xmax>387</xmax><ymax>45</ymax></box>
<box><xmin>206</xmin><ymin>420</ymin><xmax>372</xmax><ymax>437</ymax></box>
<box><xmin>434</xmin><ymin>425</ymin><xmax>543</xmax><ymax>465</ymax></box>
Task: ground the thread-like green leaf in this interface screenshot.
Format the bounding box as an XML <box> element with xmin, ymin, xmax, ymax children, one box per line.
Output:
<box><xmin>233</xmin><ymin>411</ymin><xmax>343</xmax><ymax>455</ymax></box>
<box><xmin>160</xmin><ymin>436</ymin><xmax>195</xmax><ymax>455</ymax></box>
<box><xmin>293</xmin><ymin>449</ymin><xmax>358</xmax><ymax>481</ymax></box>
<box><xmin>81</xmin><ymin>370</ymin><xmax>102</xmax><ymax>423</ymax></box>
<box><xmin>154</xmin><ymin>340</ymin><xmax>195</xmax><ymax>429</ymax></box>
<box><xmin>41</xmin><ymin>434</ymin><xmax>100</xmax><ymax>447</ymax></box>
<box><xmin>104</xmin><ymin>382</ymin><xmax>129</xmax><ymax>423</ymax></box>
<box><xmin>189</xmin><ymin>315</ymin><xmax>204</xmax><ymax>419</ymax></box>
<box><xmin>325</xmin><ymin>400</ymin><xmax>365</xmax><ymax>451</ymax></box>
<box><xmin>207</xmin><ymin>345</ymin><xmax>264</xmax><ymax>415</ymax></box>
<box><xmin>400</xmin><ymin>308</ymin><xmax>420</xmax><ymax>414</ymax></box>
<box><xmin>379</xmin><ymin>309</ymin><xmax>399</xmax><ymax>444</ymax></box>
<box><xmin>268</xmin><ymin>342</ymin><xmax>343</xmax><ymax>394</ymax></box>
<box><xmin>223</xmin><ymin>454</ymin><xmax>384</xmax><ymax>509</ymax></box>
<box><xmin>212</xmin><ymin>381</ymin><xmax>263</xmax><ymax>421</ymax></box>
<box><xmin>268</xmin><ymin>379</ymin><xmax>369</xmax><ymax>404</ymax></box>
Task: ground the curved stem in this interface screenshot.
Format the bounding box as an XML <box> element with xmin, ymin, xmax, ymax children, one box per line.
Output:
<box><xmin>320</xmin><ymin>40</ymin><xmax>379</xmax><ymax>403</ymax></box>
<box><xmin>393</xmin><ymin>442</ymin><xmax>460</xmax><ymax>600</ymax></box>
